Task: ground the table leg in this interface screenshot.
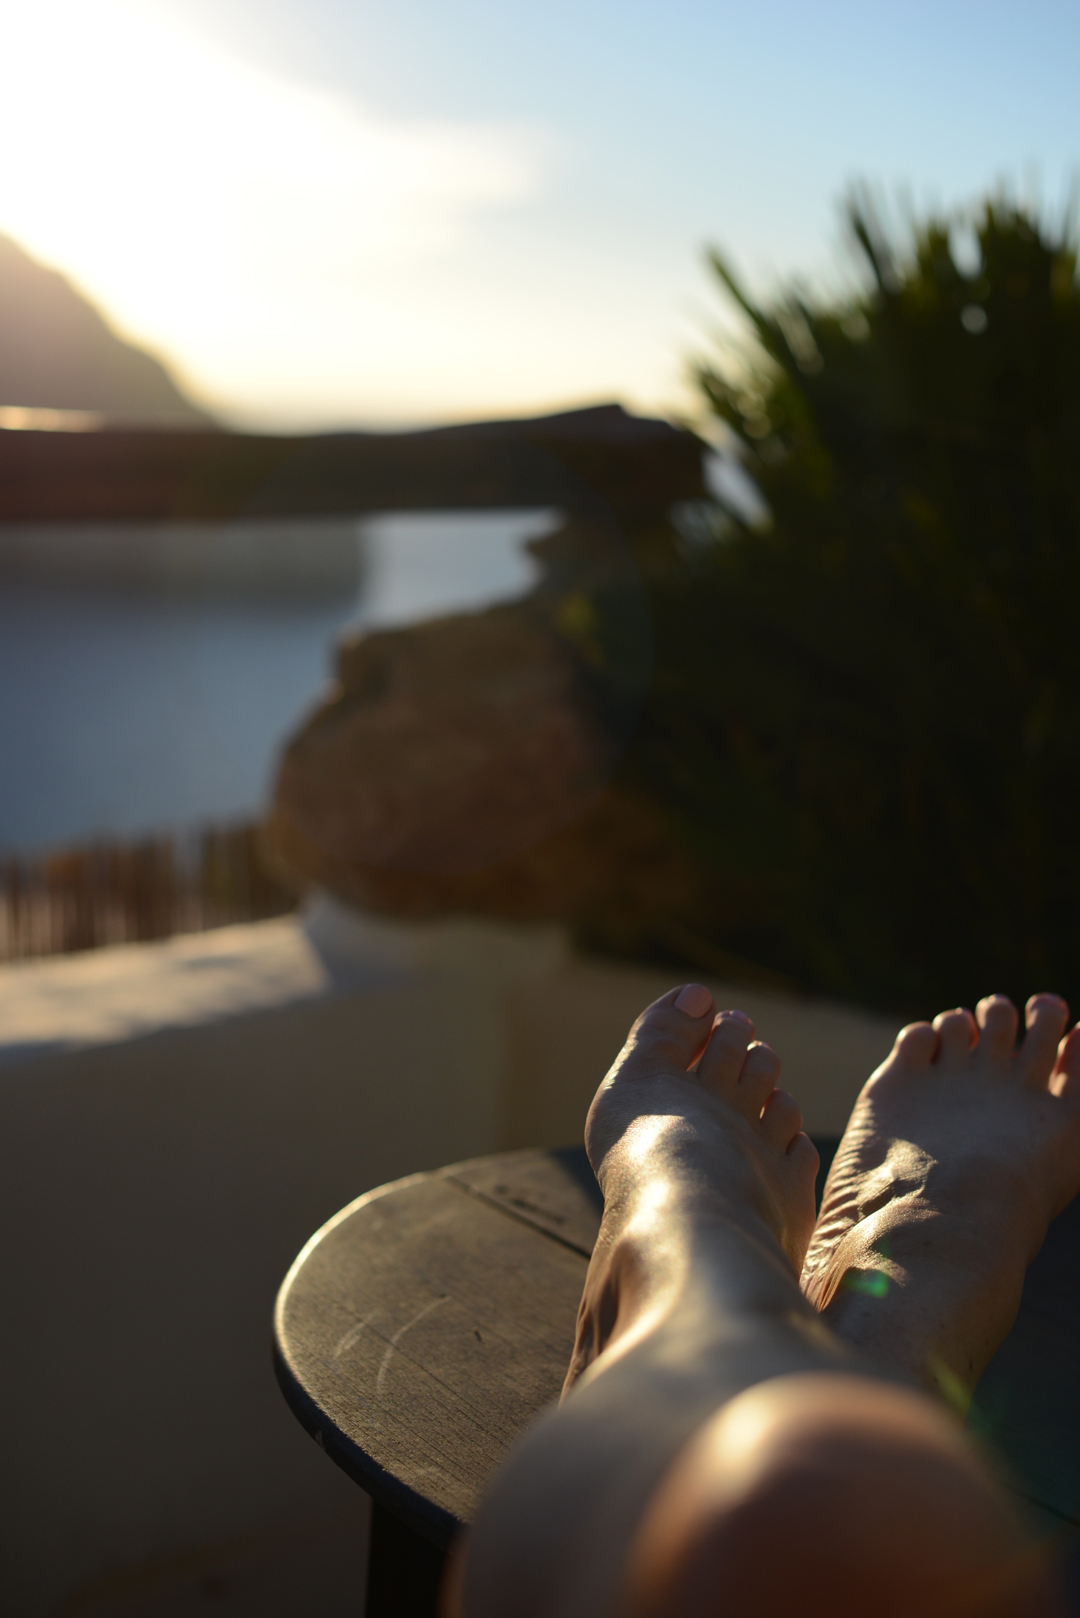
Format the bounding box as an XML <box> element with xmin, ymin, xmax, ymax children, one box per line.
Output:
<box><xmin>365</xmin><ymin>1499</ymin><xmax>448</xmax><ymax>1618</ymax></box>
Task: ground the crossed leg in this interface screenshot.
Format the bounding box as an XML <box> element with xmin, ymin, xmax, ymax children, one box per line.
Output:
<box><xmin>454</xmin><ymin>985</ymin><xmax>1080</xmax><ymax>1618</ymax></box>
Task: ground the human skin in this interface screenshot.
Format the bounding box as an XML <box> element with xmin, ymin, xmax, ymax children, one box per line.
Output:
<box><xmin>803</xmin><ymin>993</ymin><xmax>1080</xmax><ymax>1402</ymax></box>
<box><xmin>450</xmin><ymin>986</ymin><xmax>1075</xmax><ymax>1618</ymax></box>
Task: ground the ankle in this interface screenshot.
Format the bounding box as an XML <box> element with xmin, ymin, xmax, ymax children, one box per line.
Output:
<box><xmin>570</xmin><ymin>1197</ymin><xmax>809</xmax><ymax>1394</ymax></box>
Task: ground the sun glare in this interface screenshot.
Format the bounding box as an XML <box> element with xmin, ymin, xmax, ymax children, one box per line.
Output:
<box><xmin>0</xmin><ymin>0</ymin><xmax>546</xmax><ymax>422</ymax></box>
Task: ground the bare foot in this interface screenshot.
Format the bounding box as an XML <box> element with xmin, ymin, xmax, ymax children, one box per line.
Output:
<box><xmin>458</xmin><ymin>987</ymin><xmax>1064</xmax><ymax>1618</ymax></box>
<box><xmin>802</xmin><ymin>994</ymin><xmax>1080</xmax><ymax>1402</ymax></box>
<box><xmin>566</xmin><ymin>982</ymin><xmax>822</xmax><ymax>1390</ymax></box>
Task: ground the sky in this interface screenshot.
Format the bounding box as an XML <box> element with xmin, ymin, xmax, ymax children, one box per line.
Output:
<box><xmin>0</xmin><ymin>0</ymin><xmax>1076</xmax><ymax>431</ymax></box>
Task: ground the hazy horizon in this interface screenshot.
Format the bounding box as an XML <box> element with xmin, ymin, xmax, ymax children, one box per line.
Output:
<box><xmin>1</xmin><ymin>0</ymin><xmax>1076</xmax><ymax>433</ymax></box>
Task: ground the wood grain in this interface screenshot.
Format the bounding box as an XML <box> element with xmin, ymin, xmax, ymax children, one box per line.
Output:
<box><xmin>440</xmin><ymin>1146</ymin><xmax>604</xmax><ymax>1257</ymax></box>
<box><xmin>275</xmin><ymin>1164</ymin><xmax>587</xmax><ymax>1548</ymax></box>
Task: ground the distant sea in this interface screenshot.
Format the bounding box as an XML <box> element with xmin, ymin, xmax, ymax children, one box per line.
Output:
<box><xmin>0</xmin><ymin>509</ymin><xmax>553</xmax><ymax>854</ymax></box>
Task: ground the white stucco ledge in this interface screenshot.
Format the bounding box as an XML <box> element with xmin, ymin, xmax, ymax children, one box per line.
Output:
<box><xmin>0</xmin><ymin>890</ymin><xmax>900</xmax><ymax>1138</ymax></box>
<box><xmin>0</xmin><ymin>894</ymin><xmax>570</xmax><ymax>1070</ymax></box>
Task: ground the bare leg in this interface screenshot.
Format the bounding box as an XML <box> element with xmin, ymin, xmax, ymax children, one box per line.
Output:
<box><xmin>453</xmin><ymin>988</ymin><xmax>1064</xmax><ymax>1618</ymax></box>
<box><xmin>625</xmin><ymin>1373</ymin><xmax>1049</xmax><ymax>1618</ymax></box>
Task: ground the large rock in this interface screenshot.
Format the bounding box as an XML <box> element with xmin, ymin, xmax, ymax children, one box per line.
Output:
<box><xmin>266</xmin><ymin>600</ymin><xmax>702</xmax><ymax>942</ymax></box>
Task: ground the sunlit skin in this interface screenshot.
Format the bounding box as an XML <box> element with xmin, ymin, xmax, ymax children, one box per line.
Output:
<box><xmin>804</xmin><ymin>994</ymin><xmax>1080</xmax><ymax>1402</ymax></box>
<box><xmin>452</xmin><ymin>986</ymin><xmax>1076</xmax><ymax>1618</ymax></box>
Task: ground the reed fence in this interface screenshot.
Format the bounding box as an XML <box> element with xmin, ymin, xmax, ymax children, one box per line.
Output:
<box><xmin>0</xmin><ymin>821</ymin><xmax>297</xmax><ymax>962</ymax></box>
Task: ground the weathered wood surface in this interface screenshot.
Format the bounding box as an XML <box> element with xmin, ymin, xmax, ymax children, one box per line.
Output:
<box><xmin>444</xmin><ymin>1145</ymin><xmax>603</xmax><ymax>1257</ymax></box>
<box><xmin>273</xmin><ymin>1154</ymin><xmax>593</xmax><ymax>1548</ymax></box>
<box><xmin>0</xmin><ymin>406</ymin><xmax>704</xmax><ymax>523</ymax></box>
<box><xmin>274</xmin><ymin>1143</ymin><xmax>1080</xmax><ymax>1557</ymax></box>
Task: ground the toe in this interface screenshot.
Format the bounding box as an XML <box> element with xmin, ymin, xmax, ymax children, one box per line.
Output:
<box><xmin>1050</xmin><ymin>1025</ymin><xmax>1080</xmax><ymax>1100</ymax></box>
<box><xmin>619</xmin><ymin>985</ymin><xmax>717</xmax><ymax>1076</ymax></box>
<box><xmin>975</xmin><ymin>995</ymin><xmax>1018</xmax><ymax>1058</ymax></box>
<box><xmin>892</xmin><ymin>1022</ymin><xmax>938</xmax><ymax>1065</ymax></box>
<box><xmin>1019</xmin><ymin>994</ymin><xmax>1070</xmax><ymax>1089</ymax></box>
<box><xmin>730</xmin><ymin>1040</ymin><xmax>782</xmax><ymax>1117</ymax></box>
<box><xmin>760</xmin><ymin>1086</ymin><xmax>804</xmax><ymax>1151</ymax></box>
<box><xmin>932</xmin><ymin>1008</ymin><xmax>977</xmax><ymax>1062</ymax></box>
<box><xmin>695</xmin><ymin>1010</ymin><xmax>756</xmax><ymax>1096</ymax></box>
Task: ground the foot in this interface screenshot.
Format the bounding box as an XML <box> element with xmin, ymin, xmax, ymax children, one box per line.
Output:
<box><xmin>802</xmin><ymin>994</ymin><xmax>1080</xmax><ymax>1402</ymax></box>
<box><xmin>459</xmin><ymin>988</ymin><xmax>1061</xmax><ymax>1618</ymax></box>
<box><xmin>565</xmin><ymin>983</ymin><xmax>821</xmax><ymax>1390</ymax></box>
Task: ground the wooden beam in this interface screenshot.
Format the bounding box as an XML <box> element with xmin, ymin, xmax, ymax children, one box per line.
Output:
<box><xmin>0</xmin><ymin>405</ymin><xmax>706</xmax><ymax>522</ymax></box>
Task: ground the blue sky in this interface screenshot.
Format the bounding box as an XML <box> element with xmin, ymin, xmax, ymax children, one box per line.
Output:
<box><xmin>3</xmin><ymin>0</ymin><xmax>1077</xmax><ymax>428</ymax></box>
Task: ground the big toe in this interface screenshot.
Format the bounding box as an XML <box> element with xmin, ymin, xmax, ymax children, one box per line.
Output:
<box><xmin>616</xmin><ymin>985</ymin><xmax>718</xmax><ymax>1078</ymax></box>
<box><xmin>891</xmin><ymin>1021</ymin><xmax>938</xmax><ymax>1066</ymax></box>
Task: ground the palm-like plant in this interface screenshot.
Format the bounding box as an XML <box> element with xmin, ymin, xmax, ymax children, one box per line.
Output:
<box><xmin>626</xmin><ymin>193</ymin><xmax>1080</xmax><ymax>1014</ymax></box>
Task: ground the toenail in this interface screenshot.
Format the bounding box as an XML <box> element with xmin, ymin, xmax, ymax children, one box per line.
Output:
<box><xmin>674</xmin><ymin>983</ymin><xmax>713</xmax><ymax>1018</ymax></box>
<box><xmin>716</xmin><ymin>1009</ymin><xmax>753</xmax><ymax>1024</ymax></box>
<box><xmin>1027</xmin><ymin>993</ymin><xmax>1068</xmax><ymax>1015</ymax></box>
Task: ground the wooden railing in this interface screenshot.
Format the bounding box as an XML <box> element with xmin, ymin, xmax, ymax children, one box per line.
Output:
<box><xmin>0</xmin><ymin>822</ymin><xmax>297</xmax><ymax>961</ymax></box>
<box><xmin>0</xmin><ymin>404</ymin><xmax>704</xmax><ymax>523</ymax></box>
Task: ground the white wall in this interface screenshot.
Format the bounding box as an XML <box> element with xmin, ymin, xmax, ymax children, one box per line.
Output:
<box><xmin>0</xmin><ymin>901</ymin><xmax>898</xmax><ymax>1616</ymax></box>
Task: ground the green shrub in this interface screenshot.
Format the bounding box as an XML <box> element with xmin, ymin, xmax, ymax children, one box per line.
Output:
<box><xmin>625</xmin><ymin>192</ymin><xmax>1080</xmax><ymax>1017</ymax></box>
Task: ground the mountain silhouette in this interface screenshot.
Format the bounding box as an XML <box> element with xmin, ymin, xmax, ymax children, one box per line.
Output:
<box><xmin>0</xmin><ymin>234</ymin><xmax>212</xmax><ymax>426</ymax></box>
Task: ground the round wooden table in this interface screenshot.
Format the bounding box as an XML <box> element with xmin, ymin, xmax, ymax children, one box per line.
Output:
<box><xmin>274</xmin><ymin>1142</ymin><xmax>1080</xmax><ymax>1616</ymax></box>
<box><xmin>274</xmin><ymin>1146</ymin><xmax>603</xmax><ymax>1615</ymax></box>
